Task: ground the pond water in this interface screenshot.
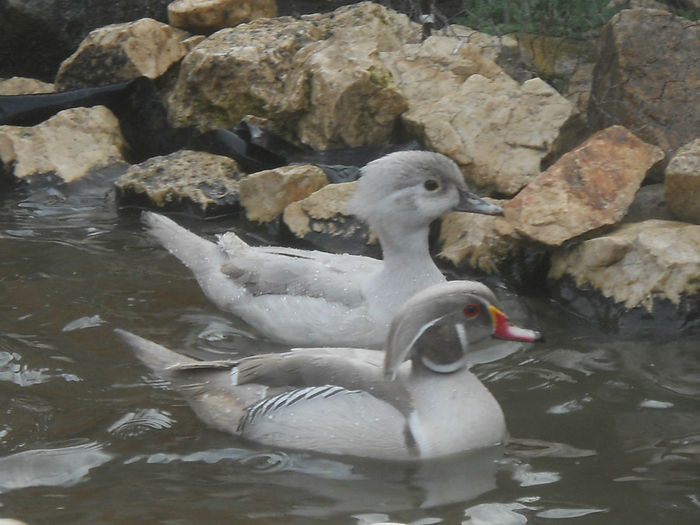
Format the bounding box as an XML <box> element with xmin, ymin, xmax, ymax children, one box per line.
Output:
<box><xmin>0</xmin><ymin>178</ymin><xmax>698</xmax><ymax>524</ymax></box>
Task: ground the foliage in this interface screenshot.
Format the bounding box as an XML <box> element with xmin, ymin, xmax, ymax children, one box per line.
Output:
<box><xmin>455</xmin><ymin>0</ymin><xmax>623</xmax><ymax>39</ymax></box>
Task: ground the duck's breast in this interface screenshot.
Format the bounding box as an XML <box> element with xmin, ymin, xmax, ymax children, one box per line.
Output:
<box><xmin>405</xmin><ymin>371</ymin><xmax>507</xmax><ymax>458</ymax></box>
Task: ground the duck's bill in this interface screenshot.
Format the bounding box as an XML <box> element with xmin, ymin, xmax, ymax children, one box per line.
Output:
<box><xmin>488</xmin><ymin>305</ymin><xmax>543</xmax><ymax>342</ymax></box>
<box><xmin>456</xmin><ymin>190</ymin><xmax>504</xmax><ymax>216</ymax></box>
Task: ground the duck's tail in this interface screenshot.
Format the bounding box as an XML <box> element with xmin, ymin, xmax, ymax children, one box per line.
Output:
<box><xmin>142</xmin><ymin>212</ymin><xmax>224</xmax><ymax>275</ymax></box>
<box><xmin>142</xmin><ymin>211</ymin><xmax>250</xmax><ymax>309</ymax></box>
<box><xmin>114</xmin><ymin>329</ymin><xmax>196</xmax><ymax>381</ymax></box>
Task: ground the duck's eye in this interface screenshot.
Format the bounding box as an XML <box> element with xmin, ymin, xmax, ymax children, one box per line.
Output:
<box><xmin>463</xmin><ymin>303</ymin><xmax>481</xmax><ymax>318</ymax></box>
<box><xmin>423</xmin><ymin>179</ymin><xmax>440</xmax><ymax>191</ymax></box>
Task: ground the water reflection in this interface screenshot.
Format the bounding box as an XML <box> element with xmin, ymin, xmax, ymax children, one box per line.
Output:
<box><xmin>124</xmin><ymin>445</ymin><xmax>503</xmax><ymax>517</ymax></box>
<box><xmin>0</xmin><ymin>441</ymin><xmax>112</xmax><ymax>494</ymax></box>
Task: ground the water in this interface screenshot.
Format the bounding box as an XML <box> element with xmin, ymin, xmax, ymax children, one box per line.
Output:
<box><xmin>1</xmin><ymin>178</ymin><xmax>698</xmax><ymax>524</ymax></box>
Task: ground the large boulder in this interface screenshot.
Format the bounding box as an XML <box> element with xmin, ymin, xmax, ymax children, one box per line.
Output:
<box><xmin>165</xmin><ymin>16</ymin><xmax>324</xmax><ymax>131</ymax></box>
<box><xmin>287</xmin><ymin>38</ymin><xmax>408</xmax><ymax>150</ymax></box>
<box><xmin>114</xmin><ymin>149</ymin><xmax>243</xmax><ymax>215</ymax></box>
<box><xmin>165</xmin><ymin>2</ymin><xmax>417</xmax><ymax>146</ymax></box>
<box><xmin>549</xmin><ymin>219</ymin><xmax>700</xmax><ymax>311</ymax></box>
<box><xmin>0</xmin><ymin>0</ymin><xmax>171</xmax><ymax>81</ymax></box>
<box><xmin>504</xmin><ymin>126</ymin><xmax>664</xmax><ymax>246</ymax></box>
<box><xmin>588</xmin><ymin>9</ymin><xmax>700</xmax><ymax>155</ymax></box>
<box><xmin>664</xmin><ymin>138</ymin><xmax>700</xmax><ymax>224</ymax></box>
<box><xmin>168</xmin><ymin>0</ymin><xmax>278</xmax><ymax>33</ymax></box>
<box><xmin>386</xmin><ymin>37</ymin><xmax>581</xmax><ymax>195</ymax></box>
<box><xmin>55</xmin><ymin>18</ymin><xmax>200</xmax><ymax>90</ymax></box>
<box><xmin>0</xmin><ymin>105</ymin><xmax>127</xmax><ymax>184</ymax></box>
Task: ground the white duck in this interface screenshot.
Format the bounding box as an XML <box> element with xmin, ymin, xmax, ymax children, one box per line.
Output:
<box><xmin>116</xmin><ymin>280</ymin><xmax>542</xmax><ymax>461</ymax></box>
<box><xmin>142</xmin><ymin>150</ymin><xmax>503</xmax><ymax>348</ymax></box>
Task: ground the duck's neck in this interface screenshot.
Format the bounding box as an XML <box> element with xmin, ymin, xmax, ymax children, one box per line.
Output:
<box><xmin>374</xmin><ymin>222</ymin><xmax>442</xmax><ymax>279</ymax></box>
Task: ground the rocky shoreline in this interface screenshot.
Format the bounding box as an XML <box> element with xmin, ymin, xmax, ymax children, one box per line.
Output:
<box><xmin>1</xmin><ymin>1</ymin><xmax>698</xmax><ymax>334</ymax></box>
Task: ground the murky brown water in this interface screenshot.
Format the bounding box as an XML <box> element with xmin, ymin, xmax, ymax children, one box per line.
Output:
<box><xmin>1</xmin><ymin>178</ymin><xmax>698</xmax><ymax>524</ymax></box>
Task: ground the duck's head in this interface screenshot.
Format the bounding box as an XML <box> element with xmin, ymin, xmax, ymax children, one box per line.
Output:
<box><xmin>348</xmin><ymin>151</ymin><xmax>503</xmax><ymax>229</ymax></box>
<box><xmin>384</xmin><ymin>281</ymin><xmax>542</xmax><ymax>380</ymax></box>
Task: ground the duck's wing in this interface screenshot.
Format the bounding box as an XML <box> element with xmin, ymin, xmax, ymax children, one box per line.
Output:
<box><xmin>230</xmin><ymin>350</ymin><xmax>417</xmax><ymax>459</ymax></box>
<box><xmin>237</xmin><ymin>383</ymin><xmax>416</xmax><ymax>460</ymax></box>
<box><xmin>116</xmin><ymin>330</ymin><xmax>417</xmax><ymax>458</ymax></box>
<box><xmin>218</xmin><ymin>231</ymin><xmax>381</xmax><ymax>305</ymax></box>
<box><xmin>116</xmin><ymin>329</ymin><xmax>399</xmax><ymax>403</ymax></box>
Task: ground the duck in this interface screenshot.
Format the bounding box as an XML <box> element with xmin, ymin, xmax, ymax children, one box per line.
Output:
<box><xmin>115</xmin><ymin>280</ymin><xmax>542</xmax><ymax>461</ymax></box>
<box><xmin>142</xmin><ymin>150</ymin><xmax>503</xmax><ymax>348</ymax></box>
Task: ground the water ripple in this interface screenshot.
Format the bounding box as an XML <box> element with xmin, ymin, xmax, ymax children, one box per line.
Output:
<box><xmin>506</xmin><ymin>438</ymin><xmax>597</xmax><ymax>459</ymax></box>
<box><xmin>238</xmin><ymin>451</ymin><xmax>292</xmax><ymax>472</ymax></box>
<box><xmin>107</xmin><ymin>408</ymin><xmax>175</xmax><ymax>438</ymax></box>
<box><xmin>536</xmin><ymin>507</ymin><xmax>609</xmax><ymax>519</ymax></box>
<box><xmin>463</xmin><ymin>502</ymin><xmax>530</xmax><ymax>524</ymax></box>
<box><xmin>62</xmin><ymin>314</ymin><xmax>106</xmax><ymax>332</ymax></box>
<box><xmin>0</xmin><ymin>441</ymin><xmax>112</xmax><ymax>493</ymax></box>
<box><xmin>0</xmin><ymin>351</ymin><xmax>52</xmax><ymax>387</ymax></box>
<box><xmin>542</xmin><ymin>347</ymin><xmax>619</xmax><ymax>375</ymax></box>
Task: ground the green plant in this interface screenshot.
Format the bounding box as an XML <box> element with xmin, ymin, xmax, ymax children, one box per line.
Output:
<box><xmin>456</xmin><ymin>0</ymin><xmax>622</xmax><ymax>39</ymax></box>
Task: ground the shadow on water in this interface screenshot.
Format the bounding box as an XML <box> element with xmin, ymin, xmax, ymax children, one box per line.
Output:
<box><xmin>1</xmin><ymin>176</ymin><xmax>698</xmax><ymax>524</ymax></box>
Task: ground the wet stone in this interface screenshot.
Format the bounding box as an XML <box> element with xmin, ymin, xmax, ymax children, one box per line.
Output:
<box><xmin>114</xmin><ymin>149</ymin><xmax>244</xmax><ymax>215</ymax></box>
<box><xmin>282</xmin><ymin>181</ymin><xmax>378</xmax><ymax>256</ymax></box>
<box><xmin>239</xmin><ymin>164</ymin><xmax>328</xmax><ymax>223</ymax></box>
<box><xmin>0</xmin><ymin>105</ymin><xmax>127</xmax><ymax>185</ymax></box>
<box><xmin>504</xmin><ymin>126</ymin><xmax>664</xmax><ymax>246</ymax></box>
<box><xmin>664</xmin><ymin>138</ymin><xmax>700</xmax><ymax>224</ymax></box>
<box><xmin>549</xmin><ymin>219</ymin><xmax>700</xmax><ymax>311</ymax></box>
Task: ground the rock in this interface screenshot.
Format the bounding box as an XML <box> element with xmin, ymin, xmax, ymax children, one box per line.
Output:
<box><xmin>504</xmin><ymin>126</ymin><xmax>664</xmax><ymax>246</ymax></box>
<box><xmin>446</xmin><ymin>26</ymin><xmax>520</xmax><ymax>65</ymax></box>
<box><xmin>165</xmin><ymin>16</ymin><xmax>325</xmax><ymax>130</ymax></box>
<box><xmin>282</xmin><ymin>181</ymin><xmax>377</xmax><ymax>254</ymax></box>
<box><xmin>0</xmin><ymin>0</ymin><xmax>172</xmax><ymax>81</ymax></box>
<box><xmin>514</xmin><ymin>34</ymin><xmax>596</xmax><ymax>80</ymax></box>
<box><xmin>239</xmin><ymin>164</ymin><xmax>328</xmax><ymax>223</ymax></box>
<box><xmin>588</xmin><ymin>9</ymin><xmax>700</xmax><ymax>154</ymax></box>
<box><xmin>664</xmin><ymin>138</ymin><xmax>700</xmax><ymax>224</ymax></box>
<box><xmin>289</xmin><ymin>43</ymin><xmax>408</xmax><ymax>150</ymax></box>
<box><xmin>403</xmin><ymin>69</ymin><xmax>581</xmax><ymax>195</ymax></box>
<box><xmin>622</xmin><ymin>183</ymin><xmax>674</xmax><ymax>223</ymax></box>
<box><xmin>0</xmin><ymin>76</ymin><xmax>54</xmax><ymax>95</ymax></box>
<box><xmin>0</xmin><ymin>105</ymin><xmax>127</xmax><ymax>184</ymax></box>
<box><xmin>380</xmin><ymin>35</ymin><xmax>503</xmax><ymax>99</ymax></box>
<box><xmin>55</xmin><ymin>18</ymin><xmax>201</xmax><ymax>91</ymax></box>
<box><xmin>277</xmin><ymin>1</ymin><xmax>366</xmax><ymax>16</ymax></box>
<box><xmin>549</xmin><ymin>219</ymin><xmax>700</xmax><ymax>310</ymax></box>
<box><xmin>168</xmin><ymin>0</ymin><xmax>278</xmax><ymax>33</ymax></box>
<box><xmin>563</xmin><ymin>63</ymin><xmax>595</xmax><ymax>116</ymax></box>
<box><xmin>379</xmin><ymin>33</ymin><xmax>582</xmax><ymax>196</ymax></box>
<box><xmin>437</xmin><ymin>208</ymin><xmax>520</xmax><ymax>274</ymax></box>
<box><xmin>441</xmin><ymin>25</ymin><xmax>531</xmax><ymax>82</ymax></box>
<box><xmin>114</xmin><ymin>149</ymin><xmax>243</xmax><ymax>215</ymax></box>
<box><xmin>166</xmin><ymin>2</ymin><xmax>417</xmax><ymax>145</ymax></box>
